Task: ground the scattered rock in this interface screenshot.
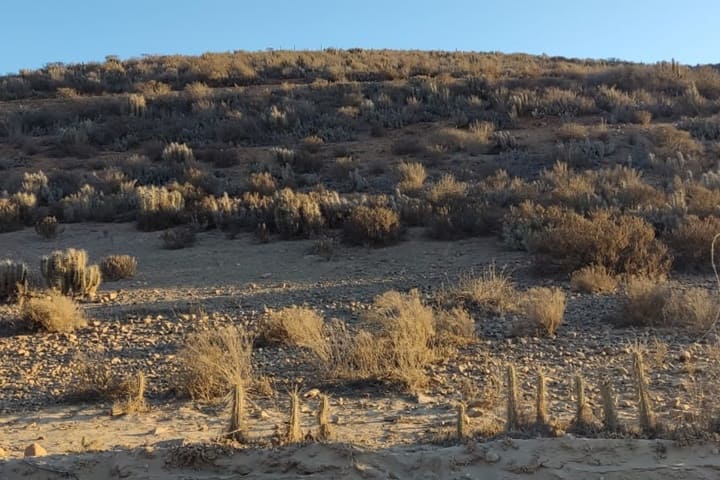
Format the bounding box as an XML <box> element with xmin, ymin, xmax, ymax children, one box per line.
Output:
<box><xmin>304</xmin><ymin>388</ymin><xmax>321</xmax><ymax>399</ymax></box>
<box><xmin>485</xmin><ymin>451</ymin><xmax>500</xmax><ymax>463</ymax></box>
<box><xmin>24</xmin><ymin>443</ymin><xmax>47</xmax><ymax>457</ymax></box>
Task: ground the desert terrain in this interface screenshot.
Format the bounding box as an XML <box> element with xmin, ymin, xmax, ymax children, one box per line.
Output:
<box><xmin>1</xmin><ymin>50</ymin><xmax>720</xmax><ymax>478</ymax></box>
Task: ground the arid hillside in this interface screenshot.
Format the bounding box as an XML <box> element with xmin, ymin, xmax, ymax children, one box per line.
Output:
<box><xmin>1</xmin><ymin>50</ymin><xmax>720</xmax><ymax>477</ymax></box>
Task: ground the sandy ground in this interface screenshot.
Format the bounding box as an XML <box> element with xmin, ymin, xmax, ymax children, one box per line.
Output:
<box><xmin>1</xmin><ymin>223</ymin><xmax>720</xmax><ymax>479</ymax></box>
<box><xmin>3</xmin><ymin>437</ymin><xmax>720</xmax><ymax>479</ymax></box>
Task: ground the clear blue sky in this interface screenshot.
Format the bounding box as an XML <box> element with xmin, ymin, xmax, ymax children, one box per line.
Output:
<box><xmin>2</xmin><ymin>0</ymin><xmax>718</xmax><ymax>74</ymax></box>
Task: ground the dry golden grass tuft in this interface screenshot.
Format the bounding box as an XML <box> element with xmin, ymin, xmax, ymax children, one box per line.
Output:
<box><xmin>176</xmin><ymin>326</ymin><xmax>253</xmax><ymax>402</ymax></box>
<box><xmin>556</xmin><ymin>122</ymin><xmax>589</xmax><ymax>142</ymax></box>
<box><xmin>397</xmin><ymin>161</ymin><xmax>427</xmax><ymax>195</ymax></box>
<box><xmin>343</xmin><ymin>205</ymin><xmax>401</xmax><ymax>246</ymax></box>
<box><xmin>99</xmin><ymin>254</ymin><xmax>137</xmax><ymax>281</ymax></box>
<box><xmin>444</xmin><ymin>264</ymin><xmax>518</xmax><ymax>315</ymax></box>
<box><xmin>619</xmin><ymin>278</ymin><xmax>718</xmax><ymax>330</ymax></box>
<box><xmin>318</xmin><ymin>290</ymin><xmax>475</xmax><ymax>391</ymax></box>
<box><xmin>259</xmin><ymin>306</ymin><xmax>328</xmax><ymax>360</ymax></box>
<box><xmin>434</xmin><ymin>307</ymin><xmax>476</xmax><ymax>346</ymax></box>
<box><xmin>570</xmin><ymin>265</ymin><xmax>618</xmax><ymax>293</ymax></box>
<box><xmin>22</xmin><ymin>290</ymin><xmax>87</xmax><ymax>332</ymax></box>
<box><xmin>426</xmin><ymin>174</ymin><xmax>468</xmax><ymax>205</ymax></box>
<box><xmin>362</xmin><ymin>290</ymin><xmax>437</xmax><ymax>389</ymax></box>
<box><xmin>521</xmin><ymin>287</ymin><xmax>566</xmax><ymax>336</ymax></box>
<box><xmin>247</xmin><ymin>172</ymin><xmax>277</xmax><ymax>196</ymax></box>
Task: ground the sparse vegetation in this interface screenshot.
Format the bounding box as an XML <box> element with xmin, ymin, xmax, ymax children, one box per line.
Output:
<box><xmin>34</xmin><ymin>216</ymin><xmax>63</xmax><ymax>239</ymax></box>
<box><xmin>5</xmin><ymin>48</ymin><xmax>720</xmax><ymax>451</ymax></box>
<box><xmin>570</xmin><ymin>265</ymin><xmax>618</xmax><ymax>293</ymax></box>
<box><xmin>160</xmin><ymin>226</ymin><xmax>196</xmax><ymax>249</ymax></box>
<box><xmin>22</xmin><ymin>290</ymin><xmax>87</xmax><ymax>332</ymax></box>
<box><xmin>520</xmin><ymin>287</ymin><xmax>566</xmax><ymax>336</ymax></box>
<box><xmin>40</xmin><ymin>248</ymin><xmax>102</xmax><ymax>297</ymax></box>
<box><xmin>619</xmin><ymin>279</ymin><xmax>718</xmax><ymax>329</ymax></box>
<box><xmin>99</xmin><ymin>255</ymin><xmax>137</xmax><ymax>280</ymax></box>
<box><xmin>176</xmin><ymin>326</ymin><xmax>253</xmax><ymax>402</ymax></box>
<box><xmin>343</xmin><ymin>205</ymin><xmax>401</xmax><ymax>246</ymax></box>
<box><xmin>0</xmin><ymin>259</ymin><xmax>28</xmax><ymax>301</ymax></box>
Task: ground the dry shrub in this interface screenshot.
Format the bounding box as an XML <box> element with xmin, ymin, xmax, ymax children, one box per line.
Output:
<box><xmin>323</xmin><ymin>321</ymin><xmax>385</xmax><ymax>381</ymax></box>
<box><xmin>430</xmin><ymin>125</ymin><xmax>492</xmax><ymax>154</ymax></box>
<box><xmin>136</xmin><ymin>186</ymin><xmax>186</xmax><ymax>231</ymax></box>
<box><xmin>99</xmin><ymin>255</ymin><xmax>137</xmax><ymax>281</ymax></box>
<box><xmin>426</xmin><ymin>174</ymin><xmax>468</xmax><ymax>205</ymax></box>
<box><xmin>247</xmin><ymin>172</ymin><xmax>277</xmax><ymax>196</ymax></box>
<box><xmin>651</xmin><ymin>125</ymin><xmax>704</xmax><ymax>158</ymax></box>
<box><xmin>530</xmin><ymin>209</ymin><xmax>671</xmax><ymax>277</ymax></box>
<box><xmin>361</xmin><ymin>290</ymin><xmax>437</xmax><ymax>389</ymax></box>
<box><xmin>632</xmin><ymin>110</ymin><xmax>652</xmax><ymax>125</ymax></box>
<box><xmin>161</xmin><ymin>142</ymin><xmax>195</xmax><ymax>164</ymax></box>
<box><xmin>666</xmin><ymin>216</ymin><xmax>720</xmax><ymax>271</ymax></box>
<box><xmin>663</xmin><ymin>288</ymin><xmax>718</xmax><ymax>330</ymax></box>
<box><xmin>22</xmin><ymin>290</ymin><xmax>87</xmax><ymax>332</ymax></box>
<box><xmin>160</xmin><ymin>226</ymin><xmax>197</xmax><ymax>249</ymax></box>
<box><xmin>570</xmin><ymin>265</ymin><xmax>618</xmax><ymax>293</ymax></box>
<box><xmin>445</xmin><ymin>264</ymin><xmax>518</xmax><ymax>315</ymax></box>
<box><xmin>343</xmin><ymin>205</ymin><xmax>401</xmax><ymax>246</ymax></box>
<box><xmin>397</xmin><ymin>161</ymin><xmax>427</xmax><ymax>195</ymax></box>
<box><xmin>556</xmin><ymin>123</ymin><xmax>589</xmax><ymax>142</ymax></box>
<box><xmin>176</xmin><ymin>326</ymin><xmax>253</xmax><ymax>402</ymax></box>
<box><xmin>300</xmin><ymin>135</ymin><xmax>324</xmax><ymax>153</ymax></box>
<box><xmin>434</xmin><ymin>307</ymin><xmax>476</xmax><ymax>345</ymax></box>
<box><xmin>323</xmin><ymin>290</ymin><xmax>475</xmax><ymax>391</ymax></box>
<box><xmin>391</xmin><ymin>138</ymin><xmax>424</xmax><ymax>156</ymax></box>
<box><xmin>34</xmin><ymin>216</ymin><xmax>63</xmax><ymax>239</ymax></box>
<box><xmin>71</xmin><ymin>351</ymin><xmax>136</xmax><ymax>401</ymax></box>
<box><xmin>620</xmin><ymin>279</ymin><xmax>718</xmax><ymax>330</ymax></box>
<box><xmin>273</xmin><ymin>188</ymin><xmax>324</xmax><ymax>239</ymax></box>
<box><xmin>520</xmin><ymin>287</ymin><xmax>566</xmax><ymax>336</ymax></box>
<box><xmin>259</xmin><ymin>306</ymin><xmax>328</xmax><ymax>359</ymax></box>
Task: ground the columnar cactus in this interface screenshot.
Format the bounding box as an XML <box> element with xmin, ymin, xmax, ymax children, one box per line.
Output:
<box><xmin>0</xmin><ymin>260</ymin><xmax>28</xmax><ymax>300</ymax></box>
<box><xmin>41</xmin><ymin>248</ymin><xmax>102</xmax><ymax>297</ymax></box>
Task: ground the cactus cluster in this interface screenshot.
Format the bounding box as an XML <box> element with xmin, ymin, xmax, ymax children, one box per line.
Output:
<box><xmin>40</xmin><ymin>248</ymin><xmax>102</xmax><ymax>297</ymax></box>
<box><xmin>0</xmin><ymin>260</ymin><xmax>28</xmax><ymax>300</ymax></box>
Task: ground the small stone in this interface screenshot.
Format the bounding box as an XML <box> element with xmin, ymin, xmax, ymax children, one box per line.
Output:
<box><xmin>258</xmin><ymin>410</ymin><xmax>270</xmax><ymax>420</ymax></box>
<box><xmin>485</xmin><ymin>451</ymin><xmax>500</xmax><ymax>463</ymax></box>
<box><xmin>24</xmin><ymin>443</ymin><xmax>47</xmax><ymax>457</ymax></box>
<box><xmin>679</xmin><ymin>351</ymin><xmax>692</xmax><ymax>363</ymax></box>
<box><xmin>0</xmin><ymin>446</ymin><xmax>7</xmax><ymax>458</ymax></box>
<box><xmin>304</xmin><ymin>388</ymin><xmax>321</xmax><ymax>399</ymax></box>
<box><xmin>415</xmin><ymin>393</ymin><xmax>435</xmax><ymax>405</ymax></box>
